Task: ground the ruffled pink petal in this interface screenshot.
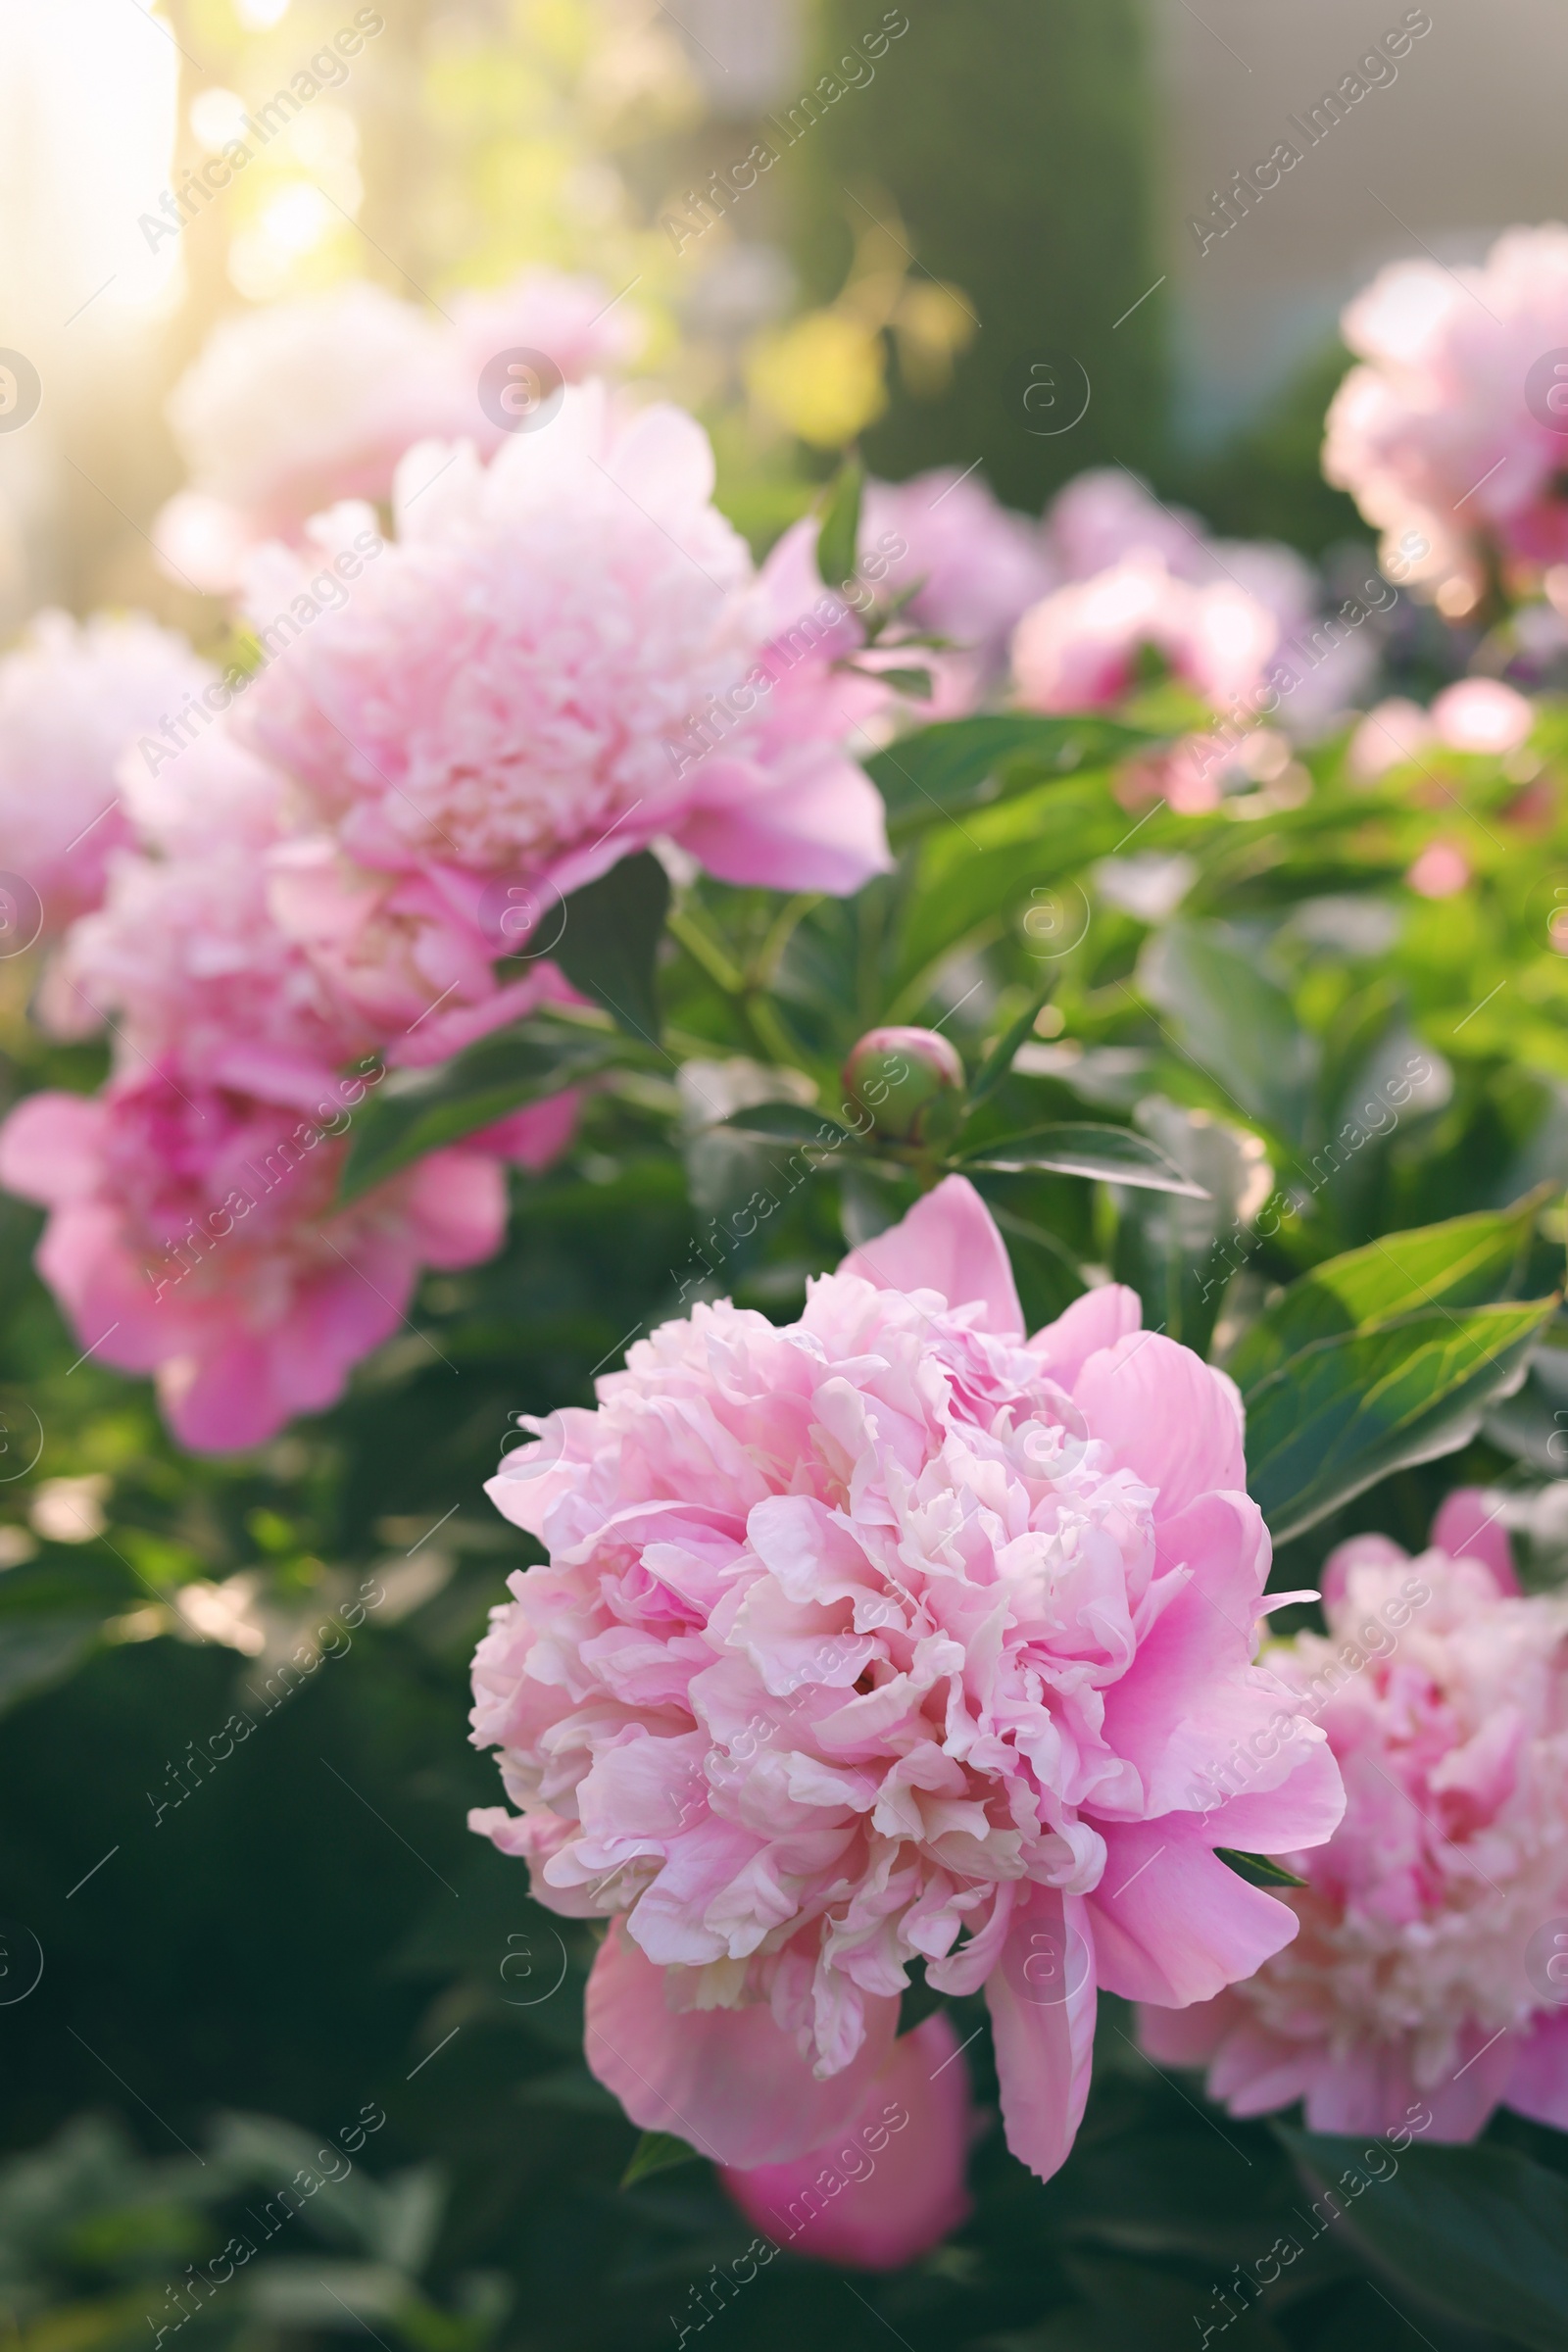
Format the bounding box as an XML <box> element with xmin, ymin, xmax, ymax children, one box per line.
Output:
<box><xmin>1086</xmin><ymin>1818</ymin><xmax>1300</xmax><ymax>2006</ymax></box>
<box><xmin>1319</xmin><ymin>1530</ymin><xmax>1409</xmax><ymax>1607</ymax></box>
<box><xmin>984</xmin><ymin>1883</ymin><xmax>1097</xmax><ymax>2182</ymax></box>
<box><xmin>717</xmin><ymin>2011</ymin><xmax>974</xmax><ymax>2270</ymax></box>
<box><xmin>1431</xmin><ymin>1486</ymin><xmax>1518</xmax><ymax>1592</ymax></box>
<box><xmin>1504</xmin><ymin>2007</ymin><xmax>1568</xmax><ymax>2129</ymax></box>
<box><xmin>1071</xmin><ymin>1333</ymin><xmax>1246</xmax><ymax>1519</ymax></box>
<box><xmin>1026</xmin><ymin>1282</ymin><xmax>1142</xmax><ymax>1385</ymax></box>
<box><xmin>839</xmin><ymin>1175</ymin><xmax>1023</xmax><ymax>1339</ymax></box>
<box><xmin>584</xmin><ymin>1924</ymin><xmax>900</xmax><ymax>2168</ymax></box>
<box><xmin>671</xmin><ymin>750</ymin><xmax>893</xmax><ymax>896</ymax></box>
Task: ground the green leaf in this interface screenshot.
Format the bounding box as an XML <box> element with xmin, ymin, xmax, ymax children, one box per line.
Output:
<box><xmin>552</xmin><ymin>850</ymin><xmax>670</xmax><ymax>1040</ymax></box>
<box><xmin>714</xmin><ymin>1102</ymin><xmax>854</xmax><ymax>1146</ymax></box>
<box><xmin>620</xmin><ymin>2131</ymin><xmax>701</xmax><ymax>2187</ymax></box>
<box><xmin>337</xmin><ymin>1011</ymin><xmax>632</xmax><ymax>1203</ymax></box>
<box><xmin>815</xmin><ymin>453</ymin><xmax>863</xmax><ymax>590</ymax></box>
<box><xmin>871</xmin><ymin>665</ymin><xmax>934</xmax><ymax>700</ymax></box>
<box><xmin>1277</xmin><ymin>2128</ymin><xmax>1568</xmax><ymax>2352</ymax></box>
<box><xmin>1246</xmin><ymin>1298</ymin><xmax>1557</xmax><ymax>1543</ymax></box>
<box><xmin>966</xmin><ymin>981</ymin><xmax>1059</xmax><ymax>1109</ymax></box>
<box><xmin>960</xmin><ymin>1122</ymin><xmax>1210</xmax><ymax>1198</ymax></box>
<box><xmin>1227</xmin><ymin>1197</ymin><xmax>1546</xmax><ymax>1396</ymax></box>
<box><xmin>867</xmin><ymin>713</ymin><xmax>1155</xmax><ymax>838</ymax></box>
<box><xmin>1140</xmin><ymin>920</ymin><xmax>1315</xmax><ymax>1141</ymax></box>
<box><xmin>1215</xmin><ymin>1847</ymin><xmax>1308</xmax><ymax>1889</ymax></box>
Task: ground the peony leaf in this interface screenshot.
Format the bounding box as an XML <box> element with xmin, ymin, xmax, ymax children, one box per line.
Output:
<box><xmin>868</xmin><ymin>713</ymin><xmax>1157</xmax><ymax>839</ymax></box>
<box><xmin>620</xmin><ymin>2131</ymin><xmax>701</xmax><ymax>2188</ymax></box>
<box><xmin>1140</xmin><ymin>920</ymin><xmax>1315</xmax><ymax>1144</ymax></box>
<box><xmin>336</xmin><ymin>1010</ymin><xmax>637</xmax><ymax>1203</ymax></box>
<box><xmin>552</xmin><ymin>850</ymin><xmax>670</xmax><ymax>1042</ymax></box>
<box><xmin>1245</xmin><ymin>1298</ymin><xmax>1557</xmax><ymax>1544</ymax></box>
<box><xmin>1226</xmin><ymin>1196</ymin><xmax>1547</xmax><ymax>1396</ymax></box>
<box><xmin>815</xmin><ymin>453</ymin><xmax>864</xmax><ymax>592</ymax></box>
<box><xmin>960</xmin><ymin>1122</ymin><xmax>1210</xmax><ymax>1197</ymax></box>
<box><xmin>1215</xmin><ymin>1848</ymin><xmax>1308</xmax><ymax>1889</ymax></box>
<box><xmin>1277</xmin><ymin>2129</ymin><xmax>1568</xmax><ymax>2352</ymax></box>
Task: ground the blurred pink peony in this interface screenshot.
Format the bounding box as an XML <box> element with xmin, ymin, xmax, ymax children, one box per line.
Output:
<box><xmin>1139</xmin><ymin>1494</ymin><xmax>1568</xmax><ymax>2139</ymax></box>
<box><xmin>1325</xmin><ymin>223</ymin><xmax>1568</xmax><ymax>604</ymax></box>
<box><xmin>238</xmin><ymin>389</ymin><xmax>891</xmax><ymax>952</ymax></box>
<box><xmin>859</xmin><ymin>468</ymin><xmax>1055</xmax><ymax>711</ymax></box>
<box><xmin>0</xmin><ymin>612</ymin><xmax>215</xmax><ymax>930</ymax></box>
<box><xmin>1010</xmin><ymin>554</ymin><xmax>1280</xmax><ymax>715</ymax></box>
<box><xmin>1406</xmin><ymin>840</ymin><xmax>1472</xmax><ymax>899</ymax></box>
<box><xmin>718</xmin><ymin>2010</ymin><xmax>975</xmax><ymax>2270</ymax></box>
<box><xmin>1431</xmin><ymin>676</ymin><xmax>1535</xmax><ymax>754</ymax></box>
<box><xmin>469</xmin><ymin>1177</ymin><xmax>1342</xmax><ymax>2181</ymax></box>
<box><xmin>156</xmin><ymin>270</ymin><xmax>644</xmax><ymax>592</ymax></box>
<box><xmin>0</xmin><ymin>1070</ymin><xmax>509</xmax><ymax>1451</ymax></box>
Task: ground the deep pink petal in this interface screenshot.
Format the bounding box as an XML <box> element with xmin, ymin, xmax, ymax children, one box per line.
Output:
<box><xmin>584</xmin><ymin>1925</ymin><xmax>899</xmax><ymax>2168</ymax></box>
<box><xmin>1504</xmin><ymin>2007</ymin><xmax>1568</xmax><ymax>2129</ymax></box>
<box><xmin>718</xmin><ymin>2011</ymin><xmax>974</xmax><ymax>2270</ymax></box>
<box><xmin>984</xmin><ymin>1883</ymin><xmax>1097</xmax><ymax>2182</ymax></box>
<box><xmin>839</xmin><ymin>1175</ymin><xmax>1023</xmax><ymax>1338</ymax></box>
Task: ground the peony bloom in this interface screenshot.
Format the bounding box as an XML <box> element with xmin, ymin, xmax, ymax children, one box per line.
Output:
<box><xmin>469</xmin><ymin>1178</ymin><xmax>1343</xmax><ymax>2181</ymax></box>
<box><xmin>0</xmin><ymin>1068</ymin><xmax>509</xmax><ymax>1452</ymax></box>
<box><xmin>1011</xmin><ymin>552</ymin><xmax>1280</xmax><ymax>717</ymax></box>
<box><xmin>858</xmin><ymin>469</ymin><xmax>1055</xmax><ymax>711</ymax></box>
<box><xmin>1139</xmin><ymin>1492</ymin><xmax>1568</xmax><ymax>2139</ymax></box>
<box><xmin>155</xmin><ymin>270</ymin><xmax>643</xmax><ymax>592</ymax></box>
<box><xmin>717</xmin><ymin>2010</ymin><xmax>975</xmax><ymax>2271</ymax></box>
<box><xmin>237</xmin><ymin>388</ymin><xmax>891</xmax><ymax>999</ymax></box>
<box><xmin>1325</xmin><ymin>222</ymin><xmax>1568</xmax><ymax>605</ymax></box>
<box><xmin>0</xmin><ymin>611</ymin><xmax>214</xmax><ymax>931</ymax></box>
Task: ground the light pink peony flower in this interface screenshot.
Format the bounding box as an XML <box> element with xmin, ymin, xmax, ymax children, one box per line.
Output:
<box><xmin>1325</xmin><ymin>223</ymin><xmax>1568</xmax><ymax>604</ymax></box>
<box><xmin>237</xmin><ymin>389</ymin><xmax>891</xmax><ymax>961</ymax></box>
<box><xmin>1431</xmin><ymin>676</ymin><xmax>1535</xmax><ymax>755</ymax></box>
<box><xmin>858</xmin><ymin>469</ymin><xmax>1055</xmax><ymax>712</ymax></box>
<box><xmin>1139</xmin><ymin>1492</ymin><xmax>1568</xmax><ymax>2139</ymax></box>
<box><xmin>717</xmin><ymin>2010</ymin><xmax>975</xmax><ymax>2270</ymax></box>
<box><xmin>469</xmin><ymin>1178</ymin><xmax>1342</xmax><ymax>2180</ymax></box>
<box><xmin>1010</xmin><ymin>554</ymin><xmax>1280</xmax><ymax>716</ymax></box>
<box><xmin>157</xmin><ymin>270</ymin><xmax>645</xmax><ymax>591</ymax></box>
<box><xmin>0</xmin><ymin>1067</ymin><xmax>509</xmax><ymax>1452</ymax></box>
<box><xmin>0</xmin><ymin>612</ymin><xmax>214</xmax><ymax>930</ymax></box>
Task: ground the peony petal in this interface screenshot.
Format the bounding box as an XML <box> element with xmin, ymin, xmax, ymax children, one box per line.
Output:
<box><xmin>672</xmin><ymin>752</ymin><xmax>893</xmax><ymax>897</ymax></box>
<box><xmin>1026</xmin><ymin>1282</ymin><xmax>1141</xmax><ymax>1385</ymax></box>
<box><xmin>984</xmin><ymin>1883</ymin><xmax>1097</xmax><ymax>2182</ymax></box>
<box><xmin>1072</xmin><ymin>1332</ymin><xmax>1246</xmax><ymax>1518</ymax></box>
<box><xmin>1431</xmin><ymin>1486</ymin><xmax>1518</xmax><ymax>1592</ymax></box>
<box><xmin>717</xmin><ymin>2011</ymin><xmax>974</xmax><ymax>2270</ymax></box>
<box><xmin>1086</xmin><ymin>1818</ymin><xmax>1300</xmax><ymax>2006</ymax></box>
<box><xmin>839</xmin><ymin>1175</ymin><xmax>1023</xmax><ymax>1338</ymax></box>
<box><xmin>1504</xmin><ymin>2008</ymin><xmax>1568</xmax><ymax>2130</ymax></box>
<box><xmin>1136</xmin><ymin>1988</ymin><xmax>1239</xmax><ymax>2070</ymax></box>
<box><xmin>584</xmin><ymin>1924</ymin><xmax>899</xmax><ymax>2167</ymax></box>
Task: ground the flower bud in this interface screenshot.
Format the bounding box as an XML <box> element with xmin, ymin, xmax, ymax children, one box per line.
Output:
<box><xmin>844</xmin><ymin>1026</ymin><xmax>964</xmax><ymax>1143</ymax></box>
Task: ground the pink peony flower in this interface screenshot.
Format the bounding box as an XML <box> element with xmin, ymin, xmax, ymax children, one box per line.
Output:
<box><xmin>0</xmin><ymin>611</ymin><xmax>214</xmax><ymax>930</ymax></box>
<box><xmin>237</xmin><ymin>389</ymin><xmax>891</xmax><ymax>953</ymax></box>
<box><xmin>858</xmin><ymin>469</ymin><xmax>1055</xmax><ymax>711</ymax></box>
<box><xmin>1405</xmin><ymin>840</ymin><xmax>1472</xmax><ymax>899</ymax></box>
<box><xmin>0</xmin><ymin>1068</ymin><xmax>508</xmax><ymax>1452</ymax></box>
<box><xmin>1325</xmin><ymin>223</ymin><xmax>1568</xmax><ymax>604</ymax></box>
<box><xmin>157</xmin><ymin>270</ymin><xmax>643</xmax><ymax>592</ymax></box>
<box><xmin>717</xmin><ymin>2010</ymin><xmax>975</xmax><ymax>2270</ymax></box>
<box><xmin>469</xmin><ymin>1177</ymin><xmax>1343</xmax><ymax>2180</ymax></box>
<box><xmin>1139</xmin><ymin>1492</ymin><xmax>1568</xmax><ymax>2139</ymax></box>
<box><xmin>1431</xmin><ymin>676</ymin><xmax>1535</xmax><ymax>755</ymax></box>
<box><xmin>1010</xmin><ymin>554</ymin><xmax>1280</xmax><ymax>716</ymax></box>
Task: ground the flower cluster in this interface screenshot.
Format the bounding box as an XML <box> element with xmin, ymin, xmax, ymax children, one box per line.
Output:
<box><xmin>469</xmin><ymin>1178</ymin><xmax>1343</xmax><ymax>2182</ymax></box>
<box><xmin>1141</xmin><ymin>1494</ymin><xmax>1568</xmax><ymax>2139</ymax></box>
<box><xmin>1325</xmin><ymin>222</ymin><xmax>1568</xmax><ymax>611</ymax></box>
